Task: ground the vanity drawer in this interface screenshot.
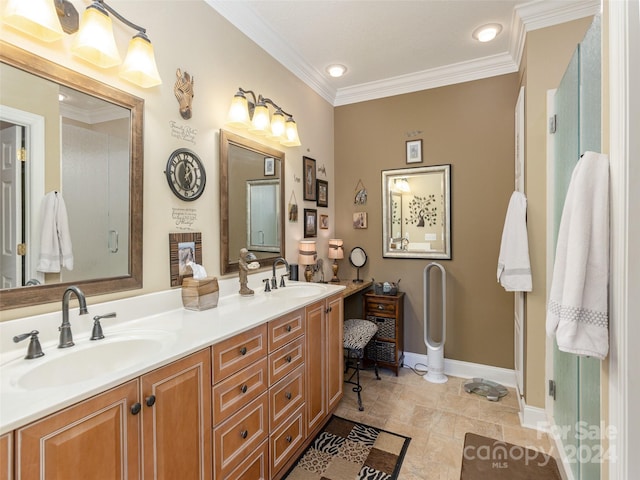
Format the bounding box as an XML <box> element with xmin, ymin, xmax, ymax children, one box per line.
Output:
<box><xmin>269</xmin><ymin>365</ymin><xmax>305</xmax><ymax>431</ymax></box>
<box><xmin>270</xmin><ymin>405</ymin><xmax>306</xmax><ymax>476</ymax></box>
<box><xmin>213</xmin><ymin>393</ymin><xmax>269</xmax><ymax>479</ymax></box>
<box><xmin>268</xmin><ymin>308</ymin><xmax>305</xmax><ymax>352</ymax></box>
<box><xmin>225</xmin><ymin>439</ymin><xmax>269</xmax><ymax>480</ymax></box>
<box><xmin>213</xmin><ymin>358</ymin><xmax>268</xmax><ymax>424</ymax></box>
<box><xmin>212</xmin><ymin>324</ymin><xmax>268</xmax><ymax>383</ymax></box>
<box><xmin>268</xmin><ymin>336</ymin><xmax>304</xmax><ymax>386</ymax></box>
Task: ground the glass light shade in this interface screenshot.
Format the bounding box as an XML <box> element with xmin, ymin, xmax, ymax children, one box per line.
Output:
<box><xmin>71</xmin><ymin>5</ymin><xmax>121</xmax><ymax>68</ymax></box>
<box><xmin>119</xmin><ymin>34</ymin><xmax>162</xmax><ymax>88</ymax></box>
<box><xmin>2</xmin><ymin>0</ymin><xmax>64</xmax><ymax>42</ymax></box>
<box><xmin>394</xmin><ymin>178</ymin><xmax>410</xmax><ymax>193</ymax></box>
<box><xmin>227</xmin><ymin>93</ymin><xmax>251</xmax><ymax>128</ymax></box>
<box><xmin>298</xmin><ymin>241</ymin><xmax>317</xmax><ymax>265</ymax></box>
<box><xmin>268</xmin><ymin>110</ymin><xmax>286</xmax><ymax>139</ymax></box>
<box><xmin>249</xmin><ymin>103</ymin><xmax>270</xmax><ymax>135</ymax></box>
<box><xmin>328</xmin><ymin>239</ymin><xmax>344</xmax><ymax>259</ymax></box>
<box><xmin>281</xmin><ymin>117</ymin><xmax>301</xmax><ymax>147</ymax></box>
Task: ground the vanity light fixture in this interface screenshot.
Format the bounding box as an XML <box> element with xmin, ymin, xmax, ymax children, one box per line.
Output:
<box><xmin>328</xmin><ymin>239</ymin><xmax>344</xmax><ymax>283</ymax></box>
<box><xmin>227</xmin><ymin>88</ymin><xmax>302</xmax><ymax>147</ymax></box>
<box><xmin>326</xmin><ymin>64</ymin><xmax>347</xmax><ymax>78</ymax></box>
<box><xmin>72</xmin><ymin>0</ymin><xmax>162</xmax><ymax>88</ymax></box>
<box><xmin>298</xmin><ymin>241</ymin><xmax>317</xmax><ymax>282</ymax></box>
<box><xmin>472</xmin><ymin>23</ymin><xmax>502</xmax><ymax>43</ymax></box>
<box><xmin>1</xmin><ymin>0</ymin><xmax>64</xmax><ymax>42</ymax></box>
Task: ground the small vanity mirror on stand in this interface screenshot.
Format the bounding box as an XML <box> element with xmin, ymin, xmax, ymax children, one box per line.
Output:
<box><xmin>349</xmin><ymin>247</ymin><xmax>367</xmax><ymax>283</ymax></box>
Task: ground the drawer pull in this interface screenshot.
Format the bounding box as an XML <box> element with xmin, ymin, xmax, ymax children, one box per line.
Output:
<box><xmin>130</xmin><ymin>402</ymin><xmax>141</xmax><ymax>415</ymax></box>
<box><xmin>286</xmin><ymin>435</ymin><xmax>292</xmax><ymax>443</ymax></box>
<box><xmin>240</xmin><ymin>346</ymin><xmax>247</xmax><ymax>355</ymax></box>
<box><xmin>377</xmin><ymin>305</ymin><xmax>384</xmax><ymax>310</ymax></box>
<box><xmin>285</xmin><ymin>355</ymin><xmax>292</xmax><ymax>363</ymax></box>
<box><xmin>240</xmin><ymin>430</ymin><xmax>248</xmax><ymax>439</ymax></box>
<box><xmin>145</xmin><ymin>395</ymin><xmax>156</xmax><ymax>407</ymax></box>
<box><xmin>285</xmin><ymin>392</ymin><xmax>292</xmax><ymax>400</ymax></box>
<box><xmin>240</xmin><ymin>384</ymin><xmax>248</xmax><ymax>394</ymax></box>
<box><xmin>286</xmin><ymin>324</ymin><xmax>292</xmax><ymax>332</ymax></box>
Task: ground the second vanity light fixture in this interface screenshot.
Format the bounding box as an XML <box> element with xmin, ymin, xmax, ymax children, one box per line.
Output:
<box><xmin>227</xmin><ymin>87</ymin><xmax>302</xmax><ymax>147</ymax></box>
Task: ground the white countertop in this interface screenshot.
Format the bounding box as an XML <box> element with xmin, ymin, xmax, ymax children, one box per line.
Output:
<box><xmin>0</xmin><ymin>274</ymin><xmax>344</xmax><ymax>435</ymax></box>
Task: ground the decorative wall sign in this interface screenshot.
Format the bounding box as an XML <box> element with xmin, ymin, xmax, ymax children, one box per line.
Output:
<box><xmin>169</xmin><ymin>232</ymin><xmax>202</xmax><ymax>286</ymax></box>
<box><xmin>174</xmin><ymin>68</ymin><xmax>194</xmax><ymax>120</ymax></box>
<box><xmin>172</xmin><ymin>207</ymin><xmax>197</xmax><ymax>229</ymax></box>
<box><xmin>303</xmin><ymin>156</ymin><xmax>317</xmax><ymax>201</ymax></box>
<box><xmin>169</xmin><ymin>120</ymin><xmax>198</xmax><ymax>144</ymax></box>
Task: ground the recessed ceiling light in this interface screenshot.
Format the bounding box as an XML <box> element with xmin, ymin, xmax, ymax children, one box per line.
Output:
<box><xmin>472</xmin><ymin>24</ymin><xmax>502</xmax><ymax>43</ymax></box>
<box><xmin>326</xmin><ymin>64</ymin><xmax>347</xmax><ymax>78</ymax></box>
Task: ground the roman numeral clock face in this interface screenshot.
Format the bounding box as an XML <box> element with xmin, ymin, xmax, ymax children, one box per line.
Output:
<box><xmin>165</xmin><ymin>148</ymin><xmax>206</xmax><ymax>201</ymax></box>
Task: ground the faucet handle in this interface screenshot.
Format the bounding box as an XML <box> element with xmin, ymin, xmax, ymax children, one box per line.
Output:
<box><xmin>263</xmin><ymin>278</ymin><xmax>271</xmax><ymax>292</ymax></box>
<box><xmin>13</xmin><ymin>330</ymin><xmax>45</xmax><ymax>359</ymax></box>
<box><xmin>280</xmin><ymin>273</ymin><xmax>289</xmax><ymax>288</ymax></box>
<box><xmin>91</xmin><ymin>312</ymin><xmax>116</xmax><ymax>340</ymax></box>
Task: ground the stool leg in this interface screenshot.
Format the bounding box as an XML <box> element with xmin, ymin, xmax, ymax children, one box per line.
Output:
<box><xmin>355</xmin><ymin>355</ymin><xmax>364</xmax><ymax>411</ymax></box>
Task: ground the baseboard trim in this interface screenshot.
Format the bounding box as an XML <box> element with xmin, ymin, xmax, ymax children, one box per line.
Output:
<box><xmin>402</xmin><ymin>352</ymin><xmax>517</xmax><ymax>388</ymax></box>
<box><xmin>517</xmin><ymin>392</ymin><xmax>549</xmax><ymax>431</ymax></box>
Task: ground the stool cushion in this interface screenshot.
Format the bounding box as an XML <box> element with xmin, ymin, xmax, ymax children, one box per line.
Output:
<box><xmin>344</xmin><ymin>319</ymin><xmax>378</xmax><ymax>350</ymax></box>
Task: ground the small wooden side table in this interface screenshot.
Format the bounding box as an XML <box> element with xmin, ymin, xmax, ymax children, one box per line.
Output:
<box><xmin>363</xmin><ymin>292</ymin><xmax>405</xmax><ymax>376</ymax></box>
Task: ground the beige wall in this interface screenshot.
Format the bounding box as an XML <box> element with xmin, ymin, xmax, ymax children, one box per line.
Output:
<box><xmin>521</xmin><ymin>17</ymin><xmax>593</xmax><ymax>407</ymax></box>
<box><xmin>335</xmin><ymin>74</ymin><xmax>520</xmax><ymax>368</ymax></box>
<box><xmin>0</xmin><ymin>0</ymin><xmax>335</xmax><ymax>321</ymax></box>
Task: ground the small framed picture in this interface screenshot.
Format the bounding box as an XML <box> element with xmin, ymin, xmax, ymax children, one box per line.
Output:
<box><xmin>353</xmin><ymin>212</ymin><xmax>368</xmax><ymax>229</ymax></box>
<box><xmin>406</xmin><ymin>139</ymin><xmax>423</xmax><ymax>164</ymax></box>
<box><xmin>319</xmin><ymin>214</ymin><xmax>329</xmax><ymax>229</ymax></box>
<box><xmin>264</xmin><ymin>157</ymin><xmax>275</xmax><ymax>176</ymax></box>
<box><xmin>169</xmin><ymin>232</ymin><xmax>202</xmax><ymax>287</ymax></box>
<box><xmin>316</xmin><ymin>179</ymin><xmax>328</xmax><ymax>207</ymax></box>
<box><xmin>304</xmin><ymin>208</ymin><xmax>317</xmax><ymax>237</ymax></box>
<box><xmin>303</xmin><ymin>156</ymin><xmax>317</xmax><ymax>201</ymax></box>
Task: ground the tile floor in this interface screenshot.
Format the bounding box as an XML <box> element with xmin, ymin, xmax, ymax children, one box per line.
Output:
<box><xmin>334</xmin><ymin>367</ymin><xmax>556</xmax><ymax>480</ymax></box>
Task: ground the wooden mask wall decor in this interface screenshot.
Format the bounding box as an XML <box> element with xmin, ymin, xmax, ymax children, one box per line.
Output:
<box><xmin>174</xmin><ymin>68</ymin><xmax>194</xmax><ymax>119</ymax></box>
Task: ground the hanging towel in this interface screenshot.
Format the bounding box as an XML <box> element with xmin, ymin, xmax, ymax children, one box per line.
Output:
<box><xmin>497</xmin><ymin>191</ymin><xmax>532</xmax><ymax>292</ymax></box>
<box><xmin>546</xmin><ymin>151</ymin><xmax>609</xmax><ymax>359</ymax></box>
<box><xmin>37</xmin><ymin>191</ymin><xmax>74</xmax><ymax>273</ymax></box>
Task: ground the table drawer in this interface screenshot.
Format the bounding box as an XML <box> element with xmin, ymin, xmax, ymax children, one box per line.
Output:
<box><xmin>212</xmin><ymin>324</ymin><xmax>267</xmax><ymax>383</ymax></box>
<box><xmin>213</xmin><ymin>358</ymin><xmax>268</xmax><ymax>424</ymax></box>
<box><xmin>270</xmin><ymin>405</ymin><xmax>306</xmax><ymax>476</ymax></box>
<box><xmin>365</xmin><ymin>298</ymin><xmax>397</xmax><ymax>316</ymax></box>
<box><xmin>224</xmin><ymin>439</ymin><xmax>269</xmax><ymax>480</ymax></box>
<box><xmin>268</xmin><ymin>336</ymin><xmax>304</xmax><ymax>386</ymax></box>
<box><xmin>269</xmin><ymin>365</ymin><xmax>305</xmax><ymax>431</ymax></box>
<box><xmin>268</xmin><ymin>308</ymin><xmax>305</xmax><ymax>352</ymax></box>
<box><xmin>213</xmin><ymin>393</ymin><xmax>269</xmax><ymax>479</ymax></box>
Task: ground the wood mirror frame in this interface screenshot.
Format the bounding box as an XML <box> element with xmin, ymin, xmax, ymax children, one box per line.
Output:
<box><xmin>0</xmin><ymin>42</ymin><xmax>143</xmax><ymax>310</ymax></box>
<box><xmin>220</xmin><ymin>129</ymin><xmax>285</xmax><ymax>275</ymax></box>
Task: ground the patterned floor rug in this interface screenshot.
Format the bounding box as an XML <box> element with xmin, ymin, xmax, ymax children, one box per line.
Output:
<box><xmin>283</xmin><ymin>416</ymin><xmax>411</xmax><ymax>480</ymax></box>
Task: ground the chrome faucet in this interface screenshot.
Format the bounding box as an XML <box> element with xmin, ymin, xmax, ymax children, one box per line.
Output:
<box><xmin>272</xmin><ymin>257</ymin><xmax>289</xmax><ymax>289</ymax></box>
<box><xmin>59</xmin><ymin>286</ymin><xmax>88</xmax><ymax>348</ymax></box>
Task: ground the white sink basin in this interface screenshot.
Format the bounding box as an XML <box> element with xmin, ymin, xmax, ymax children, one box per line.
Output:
<box><xmin>8</xmin><ymin>331</ymin><xmax>176</xmax><ymax>390</ymax></box>
<box><xmin>268</xmin><ymin>284</ymin><xmax>328</xmax><ymax>299</ymax></box>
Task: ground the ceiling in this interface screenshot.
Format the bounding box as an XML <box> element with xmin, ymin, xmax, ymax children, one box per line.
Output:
<box><xmin>207</xmin><ymin>0</ymin><xmax>600</xmax><ymax>106</ymax></box>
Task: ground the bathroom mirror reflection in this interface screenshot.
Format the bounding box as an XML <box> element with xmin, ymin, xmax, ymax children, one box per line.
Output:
<box><xmin>382</xmin><ymin>165</ymin><xmax>451</xmax><ymax>259</ymax></box>
<box><xmin>0</xmin><ymin>42</ymin><xmax>144</xmax><ymax>309</ymax></box>
<box><xmin>220</xmin><ymin>130</ymin><xmax>284</xmax><ymax>274</ymax></box>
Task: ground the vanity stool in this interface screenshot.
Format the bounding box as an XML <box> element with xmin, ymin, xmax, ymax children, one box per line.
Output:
<box><xmin>343</xmin><ymin>318</ymin><xmax>380</xmax><ymax>411</ymax></box>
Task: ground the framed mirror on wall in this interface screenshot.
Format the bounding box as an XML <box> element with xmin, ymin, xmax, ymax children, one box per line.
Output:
<box><xmin>382</xmin><ymin>165</ymin><xmax>451</xmax><ymax>259</ymax></box>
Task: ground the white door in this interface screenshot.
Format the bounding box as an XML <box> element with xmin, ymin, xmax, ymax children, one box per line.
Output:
<box><xmin>0</xmin><ymin>124</ymin><xmax>23</xmax><ymax>288</ymax></box>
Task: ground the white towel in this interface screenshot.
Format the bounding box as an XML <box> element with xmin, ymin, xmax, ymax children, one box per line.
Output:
<box><xmin>37</xmin><ymin>191</ymin><xmax>74</xmax><ymax>273</ymax></box>
<box><xmin>546</xmin><ymin>151</ymin><xmax>609</xmax><ymax>359</ymax></box>
<box><xmin>497</xmin><ymin>191</ymin><xmax>532</xmax><ymax>292</ymax></box>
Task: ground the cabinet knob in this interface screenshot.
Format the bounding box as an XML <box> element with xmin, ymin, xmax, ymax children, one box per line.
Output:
<box><xmin>145</xmin><ymin>395</ymin><xmax>156</xmax><ymax>407</ymax></box>
<box><xmin>285</xmin><ymin>355</ymin><xmax>292</xmax><ymax>363</ymax></box>
<box><xmin>130</xmin><ymin>402</ymin><xmax>141</xmax><ymax>415</ymax></box>
<box><xmin>240</xmin><ymin>430</ymin><xmax>248</xmax><ymax>439</ymax></box>
<box><xmin>286</xmin><ymin>324</ymin><xmax>292</xmax><ymax>332</ymax></box>
<box><xmin>285</xmin><ymin>391</ymin><xmax>292</xmax><ymax>400</ymax></box>
<box><xmin>240</xmin><ymin>346</ymin><xmax>247</xmax><ymax>355</ymax></box>
<box><xmin>286</xmin><ymin>435</ymin><xmax>292</xmax><ymax>443</ymax></box>
<box><xmin>240</xmin><ymin>384</ymin><xmax>248</xmax><ymax>394</ymax></box>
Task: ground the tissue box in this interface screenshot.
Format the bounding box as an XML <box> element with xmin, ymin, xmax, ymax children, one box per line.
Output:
<box><xmin>181</xmin><ymin>277</ymin><xmax>219</xmax><ymax>311</ymax></box>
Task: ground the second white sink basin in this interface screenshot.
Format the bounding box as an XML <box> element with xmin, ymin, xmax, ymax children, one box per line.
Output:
<box><xmin>269</xmin><ymin>284</ymin><xmax>328</xmax><ymax>299</ymax></box>
<box><xmin>9</xmin><ymin>331</ymin><xmax>176</xmax><ymax>390</ymax></box>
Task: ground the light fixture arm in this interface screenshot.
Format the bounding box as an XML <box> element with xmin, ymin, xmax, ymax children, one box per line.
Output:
<box><xmin>94</xmin><ymin>0</ymin><xmax>147</xmax><ymax>35</ymax></box>
<box><xmin>237</xmin><ymin>88</ymin><xmax>294</xmax><ymax>120</ymax></box>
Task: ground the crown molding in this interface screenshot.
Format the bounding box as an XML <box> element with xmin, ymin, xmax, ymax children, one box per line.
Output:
<box><xmin>516</xmin><ymin>0</ymin><xmax>601</xmax><ymax>32</ymax></box>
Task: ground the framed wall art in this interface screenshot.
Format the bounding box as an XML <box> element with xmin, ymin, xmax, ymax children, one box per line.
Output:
<box><xmin>304</xmin><ymin>208</ymin><xmax>317</xmax><ymax>237</ymax></box>
<box><xmin>353</xmin><ymin>212</ymin><xmax>368</xmax><ymax>229</ymax></box>
<box><xmin>320</xmin><ymin>214</ymin><xmax>329</xmax><ymax>229</ymax></box>
<box><xmin>406</xmin><ymin>139</ymin><xmax>423</xmax><ymax>164</ymax></box>
<box><xmin>264</xmin><ymin>156</ymin><xmax>275</xmax><ymax>176</ymax></box>
<box><xmin>317</xmin><ymin>179</ymin><xmax>328</xmax><ymax>207</ymax></box>
<box><xmin>303</xmin><ymin>156</ymin><xmax>317</xmax><ymax>201</ymax></box>
<box><xmin>169</xmin><ymin>232</ymin><xmax>202</xmax><ymax>286</ymax></box>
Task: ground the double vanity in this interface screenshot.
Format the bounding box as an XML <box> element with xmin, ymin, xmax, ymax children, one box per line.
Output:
<box><xmin>0</xmin><ymin>276</ymin><xmax>345</xmax><ymax>480</ymax></box>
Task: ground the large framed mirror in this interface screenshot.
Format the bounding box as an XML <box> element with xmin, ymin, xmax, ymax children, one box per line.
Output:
<box><xmin>220</xmin><ymin>130</ymin><xmax>284</xmax><ymax>275</ymax></box>
<box><xmin>382</xmin><ymin>165</ymin><xmax>451</xmax><ymax>259</ymax></box>
<box><xmin>0</xmin><ymin>42</ymin><xmax>143</xmax><ymax>309</ymax></box>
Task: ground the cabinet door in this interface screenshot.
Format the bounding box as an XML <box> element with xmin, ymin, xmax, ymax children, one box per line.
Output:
<box><xmin>305</xmin><ymin>300</ymin><xmax>326</xmax><ymax>434</ymax></box>
<box><xmin>16</xmin><ymin>380</ymin><xmax>140</xmax><ymax>480</ymax></box>
<box><xmin>1</xmin><ymin>432</ymin><xmax>12</xmax><ymax>480</ymax></box>
<box><xmin>141</xmin><ymin>349</ymin><xmax>212</xmax><ymax>480</ymax></box>
<box><xmin>326</xmin><ymin>294</ymin><xmax>344</xmax><ymax>412</ymax></box>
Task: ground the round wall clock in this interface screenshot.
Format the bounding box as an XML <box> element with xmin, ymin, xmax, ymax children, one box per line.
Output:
<box><xmin>165</xmin><ymin>148</ymin><xmax>206</xmax><ymax>201</ymax></box>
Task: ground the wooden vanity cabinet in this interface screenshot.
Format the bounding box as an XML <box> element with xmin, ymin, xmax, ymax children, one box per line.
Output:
<box><xmin>15</xmin><ymin>349</ymin><xmax>212</xmax><ymax>480</ymax></box>
<box><xmin>0</xmin><ymin>433</ymin><xmax>11</xmax><ymax>480</ymax></box>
